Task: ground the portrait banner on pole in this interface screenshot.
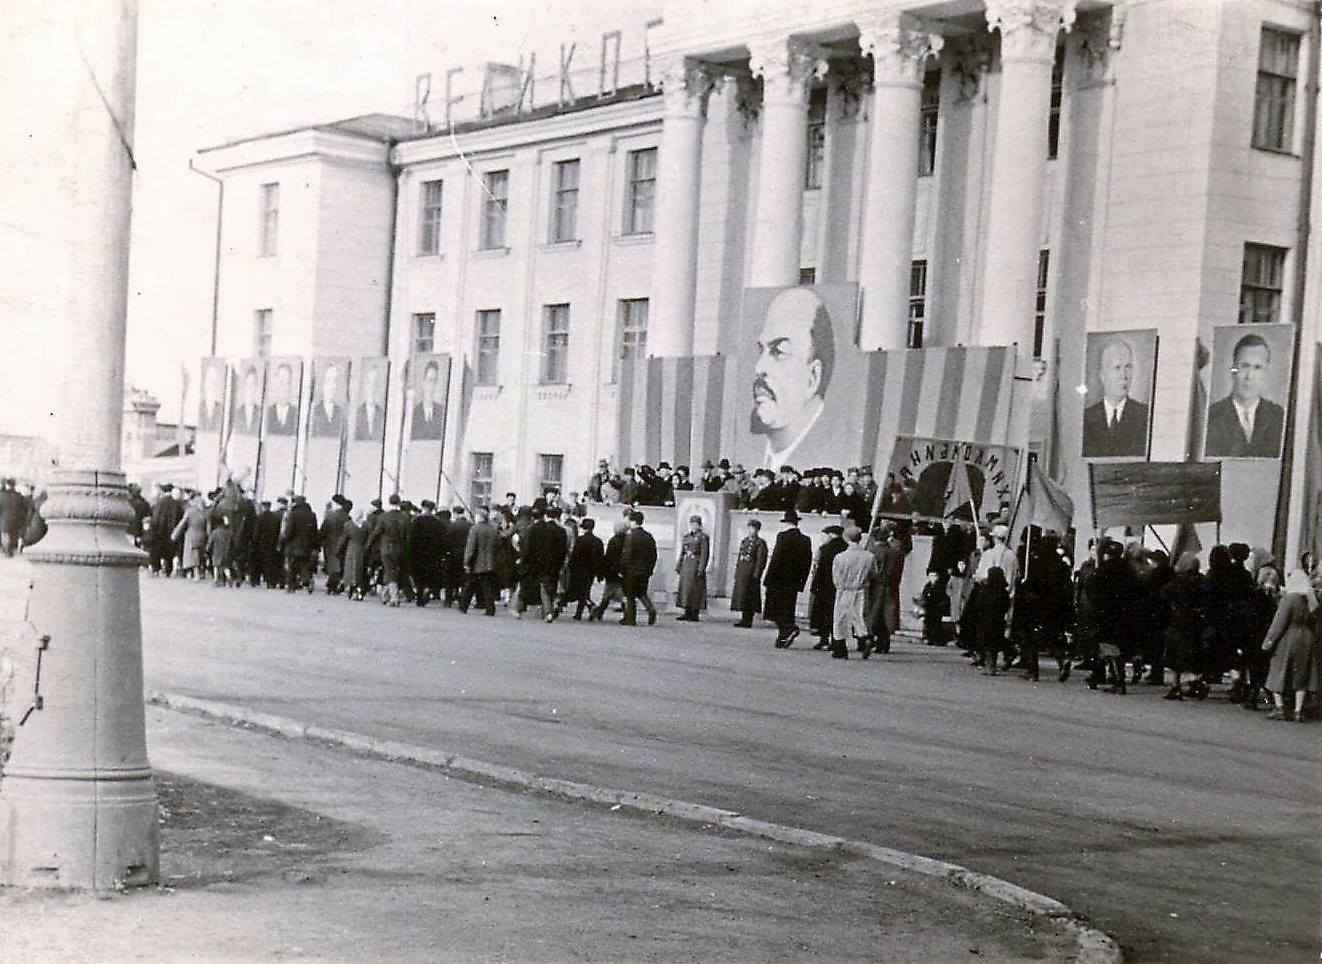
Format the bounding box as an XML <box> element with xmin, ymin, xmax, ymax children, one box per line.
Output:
<box><xmin>257</xmin><ymin>356</ymin><xmax>303</xmax><ymax>500</ymax></box>
<box><xmin>196</xmin><ymin>357</ymin><xmax>228</xmax><ymax>489</ymax></box>
<box><xmin>1089</xmin><ymin>462</ymin><xmax>1222</xmax><ymax>529</ymax></box>
<box><xmin>1080</xmin><ymin>329</ymin><xmax>1158</xmax><ymax>460</ymax></box>
<box><xmin>877</xmin><ymin>435</ymin><xmax>1023</xmax><ymax>526</ymax></box>
<box><xmin>398</xmin><ymin>353</ymin><xmax>451</xmax><ymax>501</ymax></box>
<box><xmin>225</xmin><ymin>358</ymin><xmax>265</xmax><ymax>490</ymax></box>
<box><xmin>1202</xmin><ymin>322</ymin><xmax>1296</xmax><ymax>460</ymax></box>
<box><xmin>303</xmin><ymin>356</ymin><xmax>350</xmax><ymax>506</ymax></box>
<box><xmin>344</xmin><ymin>357</ymin><xmax>389</xmax><ymax>512</ymax></box>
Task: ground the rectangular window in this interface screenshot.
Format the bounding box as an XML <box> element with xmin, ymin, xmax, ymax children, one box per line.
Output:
<box><xmin>538</xmin><ymin>453</ymin><xmax>564</xmax><ymax>496</ymax></box>
<box><xmin>617</xmin><ymin>298</ymin><xmax>649</xmax><ymax>375</ymax></box>
<box><xmin>254</xmin><ymin>308</ymin><xmax>273</xmax><ymax>358</ymax></box>
<box><xmin>1239</xmin><ymin>243</ymin><xmax>1287</xmax><ymax>324</ymax></box>
<box><xmin>799</xmin><ymin>267</ymin><xmax>816</xmax><ymax>285</ymax></box>
<box><xmin>1047</xmin><ymin>44</ymin><xmax>1065</xmax><ymax>160</ymax></box>
<box><xmin>1034</xmin><ymin>249</ymin><xmax>1051</xmax><ymax>358</ymax></box>
<box><xmin>907</xmin><ymin>260</ymin><xmax>927</xmax><ymax>350</ymax></box>
<box><xmin>258</xmin><ymin>183</ymin><xmax>279</xmax><ymax>257</ymax></box>
<box><xmin>1254</xmin><ymin>28</ymin><xmax>1300</xmax><ymax>152</ymax></box>
<box><xmin>550</xmin><ymin>159</ymin><xmax>580</xmax><ymax>242</ymax></box>
<box><xmin>624</xmin><ymin>148</ymin><xmax>657</xmax><ymax>234</ymax></box>
<box><xmin>541</xmin><ymin>303</ymin><xmax>570</xmax><ymax>384</ymax></box>
<box><xmin>470</xmin><ymin>452</ymin><xmax>494</xmax><ymax>508</ymax></box>
<box><xmin>412</xmin><ymin>312</ymin><xmax>436</xmax><ymax>355</ymax></box>
<box><xmin>480</xmin><ymin>169</ymin><xmax>509</xmax><ymax>249</ymax></box>
<box><xmin>475</xmin><ymin>309</ymin><xmax>501</xmax><ymax>386</ymax></box>
<box><xmin>805</xmin><ymin>87</ymin><xmax>827</xmax><ymax>189</ymax></box>
<box><xmin>919</xmin><ymin>70</ymin><xmax>941</xmax><ymax>176</ymax></box>
<box><xmin>418</xmin><ymin>179</ymin><xmax>443</xmax><ymax>255</ymax></box>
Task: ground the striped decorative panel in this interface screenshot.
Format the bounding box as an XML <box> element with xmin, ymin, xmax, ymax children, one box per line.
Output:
<box><xmin>616</xmin><ymin>354</ymin><xmax>727</xmax><ymax>469</ymax></box>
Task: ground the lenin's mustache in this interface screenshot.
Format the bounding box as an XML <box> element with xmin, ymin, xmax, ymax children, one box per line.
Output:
<box><xmin>752</xmin><ymin>375</ymin><xmax>777</xmax><ymax>402</ymax></box>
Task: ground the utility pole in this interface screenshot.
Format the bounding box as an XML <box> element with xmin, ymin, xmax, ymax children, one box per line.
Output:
<box><xmin>0</xmin><ymin>0</ymin><xmax>158</xmax><ymax>890</ymax></box>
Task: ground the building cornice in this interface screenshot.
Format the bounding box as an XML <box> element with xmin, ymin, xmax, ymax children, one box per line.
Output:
<box><xmin>198</xmin><ymin>130</ymin><xmax>390</xmax><ymax>176</ymax></box>
<box><xmin>392</xmin><ymin>96</ymin><xmax>662</xmax><ymax>168</ymax></box>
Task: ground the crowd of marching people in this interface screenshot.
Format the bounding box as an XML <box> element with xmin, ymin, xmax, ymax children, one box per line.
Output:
<box><xmin>91</xmin><ymin>454</ymin><xmax>1319</xmax><ymax>724</ymax></box>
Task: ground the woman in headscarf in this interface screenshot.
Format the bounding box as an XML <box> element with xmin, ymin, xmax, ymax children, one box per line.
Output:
<box><xmin>339</xmin><ymin>504</ymin><xmax>366</xmax><ymax>601</ymax></box>
<box><xmin>1262</xmin><ymin>569</ymin><xmax>1321</xmax><ymax>722</ymax></box>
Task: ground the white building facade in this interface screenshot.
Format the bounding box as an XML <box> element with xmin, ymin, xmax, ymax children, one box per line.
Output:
<box><xmin>198</xmin><ymin>0</ymin><xmax>1321</xmax><ymax>562</ymax></box>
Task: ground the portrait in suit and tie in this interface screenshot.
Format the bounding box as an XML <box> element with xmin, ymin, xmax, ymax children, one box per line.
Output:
<box><xmin>354</xmin><ymin>358</ymin><xmax>388</xmax><ymax>442</ymax></box>
<box><xmin>409</xmin><ymin>357</ymin><xmax>448</xmax><ymax>441</ymax></box>
<box><xmin>1081</xmin><ymin>330</ymin><xmax>1157</xmax><ymax>459</ymax></box>
<box><xmin>197</xmin><ymin>358</ymin><xmax>226</xmax><ymax>433</ymax></box>
<box><xmin>230</xmin><ymin>362</ymin><xmax>264</xmax><ymax>436</ymax></box>
<box><xmin>264</xmin><ymin>360</ymin><xmax>300</xmax><ymax>437</ymax></box>
<box><xmin>310</xmin><ymin>359</ymin><xmax>348</xmax><ymax>438</ymax></box>
<box><xmin>1203</xmin><ymin>324</ymin><xmax>1294</xmax><ymax>459</ymax></box>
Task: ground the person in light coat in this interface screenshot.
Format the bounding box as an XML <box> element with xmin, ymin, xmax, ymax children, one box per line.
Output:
<box><xmin>832</xmin><ymin>526</ymin><xmax>878</xmax><ymax>659</ymax></box>
<box><xmin>675</xmin><ymin>515</ymin><xmax>711</xmax><ymax>622</ymax></box>
<box><xmin>172</xmin><ymin>494</ymin><xmax>209</xmax><ymax>579</ymax></box>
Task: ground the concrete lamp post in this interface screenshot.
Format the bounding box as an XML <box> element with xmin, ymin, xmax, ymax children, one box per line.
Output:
<box><xmin>0</xmin><ymin>0</ymin><xmax>159</xmax><ymax>890</ymax></box>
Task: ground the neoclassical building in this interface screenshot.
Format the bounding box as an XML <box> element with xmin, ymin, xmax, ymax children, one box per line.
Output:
<box><xmin>198</xmin><ymin>0</ymin><xmax>1320</xmax><ymax>562</ymax></box>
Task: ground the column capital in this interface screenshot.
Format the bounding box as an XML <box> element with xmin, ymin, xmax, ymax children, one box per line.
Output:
<box><xmin>985</xmin><ymin>0</ymin><xmax>1077</xmax><ymax>62</ymax></box>
<box><xmin>656</xmin><ymin>57</ymin><xmax>719</xmax><ymax>117</ymax></box>
<box><xmin>748</xmin><ymin>36</ymin><xmax>827</xmax><ymax>107</ymax></box>
<box><xmin>858</xmin><ymin>11</ymin><xmax>943</xmax><ymax>87</ymax></box>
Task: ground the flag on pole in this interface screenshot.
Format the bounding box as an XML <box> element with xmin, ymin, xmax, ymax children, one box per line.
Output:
<box><xmin>177</xmin><ymin>364</ymin><xmax>190</xmax><ymax>457</ymax></box>
<box><xmin>1029</xmin><ymin>460</ymin><xmax>1074</xmax><ymax>535</ymax></box>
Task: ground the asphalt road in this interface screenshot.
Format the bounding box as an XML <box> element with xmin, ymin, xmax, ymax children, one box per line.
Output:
<box><xmin>140</xmin><ymin>578</ymin><xmax>1321</xmax><ymax>963</ymax></box>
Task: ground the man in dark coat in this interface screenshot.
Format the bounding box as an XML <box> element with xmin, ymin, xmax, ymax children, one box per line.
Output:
<box><xmin>318</xmin><ymin>496</ymin><xmax>348</xmax><ymax>594</ymax></box>
<box><xmin>519</xmin><ymin>507</ymin><xmax>569</xmax><ymax>621</ymax></box>
<box><xmin>148</xmin><ymin>484</ymin><xmax>184</xmax><ymax>575</ymax></box>
<box><xmin>0</xmin><ymin>479</ymin><xmax>29</xmax><ymax>556</ymax></box>
<box><xmin>621</xmin><ymin>510</ymin><xmax>658</xmax><ymax>626</ymax></box>
<box><xmin>366</xmin><ymin>494</ymin><xmax>408</xmax><ymax>605</ymax></box>
<box><xmin>589</xmin><ymin>522</ymin><xmax>630</xmax><ymax>621</ymax></box>
<box><xmin>763</xmin><ymin>509</ymin><xmax>812</xmax><ymax>646</ymax></box>
<box><xmin>279</xmin><ymin>495</ymin><xmax>319</xmax><ymax>592</ymax></box>
<box><xmin>409</xmin><ymin>500</ymin><xmax>447</xmax><ymax>605</ymax></box>
<box><xmin>866</xmin><ymin>521</ymin><xmax>907</xmax><ymax>655</ymax></box>
<box><xmin>442</xmin><ymin>506</ymin><xmax>470</xmax><ymax>606</ymax></box>
<box><xmin>561</xmin><ymin>517</ymin><xmax>605</xmax><ymax>620</ymax></box>
<box><xmin>731</xmin><ymin>518</ymin><xmax>769</xmax><ymax>627</ymax></box>
<box><xmin>458</xmin><ymin>506</ymin><xmax>500</xmax><ymax>615</ymax></box>
<box><xmin>126</xmin><ymin>483</ymin><xmax>150</xmax><ymax>547</ymax></box>
<box><xmin>809</xmin><ymin>525</ymin><xmax>848</xmax><ymax>651</ymax></box>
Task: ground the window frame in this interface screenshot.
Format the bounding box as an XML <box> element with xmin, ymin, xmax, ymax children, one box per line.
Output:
<box><xmin>412</xmin><ymin>312</ymin><xmax>437</xmax><ymax>355</ymax></box>
<box><xmin>538</xmin><ymin>453</ymin><xmax>564</xmax><ymax>497</ymax></box>
<box><xmin>480</xmin><ymin>169</ymin><xmax>510</xmax><ymax>250</ymax></box>
<box><xmin>907</xmin><ymin>260</ymin><xmax>927</xmax><ymax>350</ymax></box>
<box><xmin>541</xmin><ymin>303</ymin><xmax>571</xmax><ymax>384</ymax></box>
<box><xmin>475</xmin><ymin>309</ymin><xmax>502</xmax><ymax>386</ymax></box>
<box><xmin>1239</xmin><ymin>243</ymin><xmax>1287</xmax><ymax>324</ymax></box>
<box><xmin>1047</xmin><ymin>43</ymin><xmax>1065</xmax><ymax>161</ymax></box>
<box><xmin>549</xmin><ymin>158</ymin><xmax>581</xmax><ymax>243</ymax></box>
<box><xmin>254</xmin><ymin>308</ymin><xmax>273</xmax><ymax>358</ymax></box>
<box><xmin>258</xmin><ymin>182</ymin><xmax>279</xmax><ymax>257</ymax></box>
<box><xmin>1253</xmin><ymin>27</ymin><xmax>1301</xmax><ymax>153</ymax></box>
<box><xmin>624</xmin><ymin>147</ymin><xmax>657</xmax><ymax>235</ymax></box>
<box><xmin>418</xmin><ymin>179</ymin><xmax>444</xmax><ymax>255</ymax></box>
<box><xmin>616</xmin><ymin>298</ymin><xmax>649</xmax><ymax>377</ymax></box>
<box><xmin>470</xmin><ymin>451</ymin><xmax>494</xmax><ymax>508</ymax></box>
<box><xmin>918</xmin><ymin>70</ymin><xmax>941</xmax><ymax>177</ymax></box>
<box><xmin>1034</xmin><ymin>249</ymin><xmax>1051</xmax><ymax>358</ymax></box>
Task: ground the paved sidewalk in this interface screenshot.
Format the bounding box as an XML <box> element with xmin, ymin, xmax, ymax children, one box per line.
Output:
<box><xmin>1</xmin><ymin>706</ymin><xmax>1078</xmax><ymax>963</ymax></box>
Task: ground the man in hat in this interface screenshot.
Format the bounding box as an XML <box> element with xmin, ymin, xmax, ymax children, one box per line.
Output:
<box><xmin>148</xmin><ymin>483</ymin><xmax>183</xmax><ymax>575</ymax></box>
<box><xmin>589</xmin><ymin>522</ymin><xmax>631</xmax><ymax>621</ymax></box>
<box><xmin>518</xmin><ymin>506</ymin><xmax>569</xmax><ymax>622</ymax></box>
<box><xmin>621</xmin><ymin>510</ymin><xmax>659</xmax><ymax>626</ymax></box>
<box><xmin>363</xmin><ymin>497</ymin><xmax>385</xmax><ymax>590</ymax></box>
<box><xmin>764</xmin><ymin>509</ymin><xmax>813</xmax><ymax>646</ymax></box>
<box><xmin>442</xmin><ymin>505</ymin><xmax>470</xmax><ymax>605</ymax></box>
<box><xmin>458</xmin><ymin>505</ymin><xmax>500</xmax><ymax>615</ymax></box>
<box><xmin>561</xmin><ymin>516</ymin><xmax>605</xmax><ymax>620</ymax></box>
<box><xmin>731</xmin><ymin>518</ymin><xmax>769</xmax><ymax>628</ymax></box>
<box><xmin>366</xmin><ymin>494</ymin><xmax>408</xmax><ymax>605</ymax></box>
<box><xmin>280</xmin><ymin>494</ymin><xmax>319</xmax><ymax>592</ymax></box>
<box><xmin>675</xmin><ymin>514</ymin><xmax>711</xmax><ymax>622</ymax></box>
<box><xmin>865</xmin><ymin>521</ymin><xmax>908</xmax><ymax>654</ymax></box>
<box><xmin>409</xmin><ymin>499</ymin><xmax>446</xmax><ymax>605</ymax></box>
<box><xmin>831</xmin><ymin>526</ymin><xmax>878</xmax><ymax>659</ymax></box>
<box><xmin>319</xmin><ymin>494</ymin><xmax>349</xmax><ymax>594</ymax></box>
<box><xmin>809</xmin><ymin>524</ymin><xmax>848</xmax><ymax>652</ymax></box>
<box><xmin>673</xmin><ymin>465</ymin><xmax>694</xmax><ymax>492</ymax></box>
<box><xmin>247</xmin><ymin>498</ymin><xmax>273</xmax><ymax>586</ymax></box>
<box><xmin>618</xmin><ymin>467</ymin><xmax>640</xmax><ymax>506</ymax></box>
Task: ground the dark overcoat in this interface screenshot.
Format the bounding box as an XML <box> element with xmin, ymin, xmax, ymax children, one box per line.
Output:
<box><xmin>763</xmin><ymin>527</ymin><xmax>812</xmax><ymax>624</ymax></box>
<box><xmin>730</xmin><ymin>534</ymin><xmax>768</xmax><ymax>613</ymax></box>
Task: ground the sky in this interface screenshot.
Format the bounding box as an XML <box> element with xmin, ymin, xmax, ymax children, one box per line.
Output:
<box><xmin>1</xmin><ymin>0</ymin><xmax>656</xmax><ymax>438</ymax></box>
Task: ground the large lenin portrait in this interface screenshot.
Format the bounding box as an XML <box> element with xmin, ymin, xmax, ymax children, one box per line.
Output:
<box><xmin>733</xmin><ymin>284</ymin><xmax>863</xmax><ymax>471</ymax></box>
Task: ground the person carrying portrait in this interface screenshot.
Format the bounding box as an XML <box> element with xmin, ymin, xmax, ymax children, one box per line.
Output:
<box><xmin>764</xmin><ymin>509</ymin><xmax>812</xmax><ymax>648</ymax></box>
<box><xmin>675</xmin><ymin>514</ymin><xmax>711</xmax><ymax>622</ymax></box>
<box><xmin>731</xmin><ymin>518</ymin><xmax>769</xmax><ymax>628</ymax></box>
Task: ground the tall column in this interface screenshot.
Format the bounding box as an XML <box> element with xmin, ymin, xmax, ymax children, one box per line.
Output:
<box><xmin>649</xmin><ymin>58</ymin><xmax>716</xmax><ymax>358</ymax></box>
<box><xmin>856</xmin><ymin>13</ymin><xmax>943</xmax><ymax>350</ymax></box>
<box><xmin>747</xmin><ymin>37</ymin><xmax>827</xmax><ymax>289</ymax></box>
<box><xmin>978</xmin><ymin>0</ymin><xmax>1076</xmax><ymax>347</ymax></box>
<box><xmin>1</xmin><ymin>0</ymin><xmax>159</xmax><ymax>890</ymax></box>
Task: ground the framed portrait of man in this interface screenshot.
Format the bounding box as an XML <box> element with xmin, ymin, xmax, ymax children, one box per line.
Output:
<box><xmin>310</xmin><ymin>357</ymin><xmax>350</xmax><ymax>438</ymax></box>
<box><xmin>352</xmin><ymin>357</ymin><xmax>389</xmax><ymax>443</ymax></box>
<box><xmin>197</xmin><ymin>357</ymin><xmax>228</xmax><ymax>433</ymax></box>
<box><xmin>263</xmin><ymin>358</ymin><xmax>303</xmax><ymax>437</ymax></box>
<box><xmin>408</xmin><ymin>353</ymin><xmax>450</xmax><ymax>443</ymax></box>
<box><xmin>1080</xmin><ymin>329</ymin><xmax>1158</xmax><ymax>460</ymax></box>
<box><xmin>229</xmin><ymin>360</ymin><xmax>266</xmax><ymax>436</ymax></box>
<box><xmin>732</xmin><ymin>284</ymin><xmax>864</xmax><ymax>472</ymax></box>
<box><xmin>1202</xmin><ymin>322</ymin><xmax>1296</xmax><ymax>460</ymax></box>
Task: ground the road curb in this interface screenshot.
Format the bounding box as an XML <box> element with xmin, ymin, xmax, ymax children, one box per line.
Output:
<box><xmin>149</xmin><ymin>691</ymin><xmax>1122</xmax><ymax>964</ymax></box>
